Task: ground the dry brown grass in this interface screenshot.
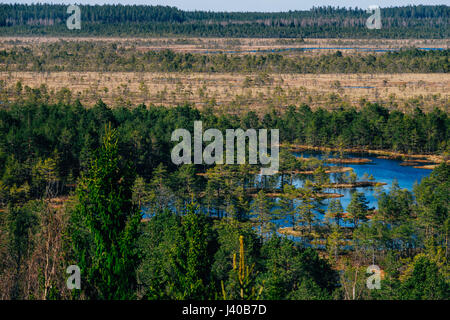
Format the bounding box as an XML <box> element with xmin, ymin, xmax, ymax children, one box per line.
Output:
<box><xmin>1</xmin><ymin>37</ymin><xmax>448</xmax><ymax>112</ymax></box>
<box><xmin>1</xmin><ymin>71</ymin><xmax>448</xmax><ymax>113</ymax></box>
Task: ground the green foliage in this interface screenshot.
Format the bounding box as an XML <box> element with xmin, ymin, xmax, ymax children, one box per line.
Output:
<box><xmin>137</xmin><ymin>209</ymin><xmax>184</xmax><ymax>299</ymax></box>
<box><xmin>0</xmin><ymin>94</ymin><xmax>448</xmax><ymax>301</ymax></box>
<box><xmin>378</xmin><ymin>180</ymin><xmax>413</xmax><ymax>224</ymax></box>
<box><xmin>326</xmin><ymin>198</ymin><xmax>344</xmax><ymax>227</ymax></box>
<box><xmin>277</xmin><ymin>184</ymin><xmax>301</xmax><ymax>230</ymax></box>
<box><xmin>326</xmin><ymin>224</ymin><xmax>344</xmax><ymax>263</ymax></box>
<box><xmin>211</xmin><ymin>218</ymin><xmax>260</xmax><ymax>285</ymax></box>
<box><xmin>0</xmin><ymin>4</ymin><xmax>447</xmax><ymax>38</ymax></box>
<box><xmin>414</xmin><ymin>163</ymin><xmax>449</xmax><ymax>244</ymax></box>
<box><xmin>222</xmin><ymin>235</ymin><xmax>263</xmax><ymax>300</ymax></box>
<box><xmin>399</xmin><ymin>255</ymin><xmax>449</xmax><ymax>299</ymax></box>
<box><xmin>0</xmin><ymin>103</ymin><xmax>447</xmax><ymax>200</ymax></box>
<box><xmin>251</xmin><ymin>190</ymin><xmax>276</xmax><ymax>242</ymax></box>
<box><xmin>346</xmin><ymin>191</ymin><xmax>370</xmax><ymax>227</ymax></box>
<box><xmin>1</xmin><ymin>43</ymin><xmax>448</xmax><ymax>73</ymax></box>
<box><xmin>137</xmin><ymin>202</ymin><xmax>216</xmax><ymax>300</ymax></box>
<box><xmin>296</xmin><ymin>182</ymin><xmax>322</xmax><ymax>235</ymax></box>
<box><xmin>4</xmin><ymin>202</ymin><xmax>38</xmax><ymax>299</ymax></box>
<box><xmin>180</xmin><ymin>202</ymin><xmax>215</xmax><ymax>299</ymax></box>
<box><xmin>70</xmin><ymin>125</ymin><xmax>141</xmax><ymax>299</ymax></box>
<box><xmin>259</xmin><ymin>236</ymin><xmax>338</xmax><ymax>300</ymax></box>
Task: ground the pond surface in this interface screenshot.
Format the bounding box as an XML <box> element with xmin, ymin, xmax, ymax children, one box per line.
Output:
<box><xmin>291</xmin><ymin>151</ymin><xmax>432</xmax><ymax>211</ymax></box>
<box><xmin>143</xmin><ymin>151</ymin><xmax>433</xmax><ymax>230</ymax></box>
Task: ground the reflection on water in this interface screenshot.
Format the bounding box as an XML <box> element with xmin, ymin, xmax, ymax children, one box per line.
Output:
<box><xmin>270</xmin><ymin>151</ymin><xmax>434</xmax><ymax>241</ymax></box>
<box><xmin>143</xmin><ymin>151</ymin><xmax>433</xmax><ymax>231</ymax></box>
<box><xmin>292</xmin><ymin>151</ymin><xmax>432</xmax><ymax>211</ymax></box>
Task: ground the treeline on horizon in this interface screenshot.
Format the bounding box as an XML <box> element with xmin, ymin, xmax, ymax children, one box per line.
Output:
<box><xmin>0</xmin><ymin>4</ymin><xmax>448</xmax><ymax>38</ymax></box>
<box><xmin>0</xmin><ymin>99</ymin><xmax>448</xmax><ymax>300</ymax></box>
<box><xmin>1</xmin><ymin>43</ymin><xmax>449</xmax><ymax>73</ymax></box>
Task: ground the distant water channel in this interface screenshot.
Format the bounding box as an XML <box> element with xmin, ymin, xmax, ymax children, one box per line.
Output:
<box><xmin>197</xmin><ymin>47</ymin><xmax>445</xmax><ymax>54</ymax></box>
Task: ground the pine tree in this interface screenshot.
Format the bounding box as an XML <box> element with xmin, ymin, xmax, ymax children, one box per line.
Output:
<box><xmin>297</xmin><ymin>183</ymin><xmax>317</xmax><ymax>235</ymax></box>
<box><xmin>251</xmin><ymin>190</ymin><xmax>275</xmax><ymax>243</ymax></box>
<box><xmin>326</xmin><ymin>198</ymin><xmax>344</xmax><ymax>227</ymax></box>
<box><xmin>148</xmin><ymin>163</ymin><xmax>173</xmax><ymax>213</ymax></box>
<box><xmin>132</xmin><ymin>175</ymin><xmax>150</xmax><ymax>209</ymax></box>
<box><xmin>277</xmin><ymin>184</ymin><xmax>300</xmax><ymax>230</ymax></box>
<box><xmin>327</xmin><ymin>225</ymin><xmax>343</xmax><ymax>263</ymax></box>
<box><xmin>346</xmin><ymin>191</ymin><xmax>370</xmax><ymax>228</ymax></box>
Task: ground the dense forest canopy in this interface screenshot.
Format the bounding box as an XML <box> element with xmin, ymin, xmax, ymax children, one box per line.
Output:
<box><xmin>0</xmin><ymin>101</ymin><xmax>447</xmax><ymax>201</ymax></box>
<box><xmin>0</xmin><ymin>100</ymin><xmax>448</xmax><ymax>300</ymax></box>
<box><xmin>0</xmin><ymin>4</ymin><xmax>448</xmax><ymax>38</ymax></box>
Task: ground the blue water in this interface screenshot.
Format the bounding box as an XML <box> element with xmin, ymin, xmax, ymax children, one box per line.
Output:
<box><xmin>142</xmin><ymin>151</ymin><xmax>432</xmax><ymax>233</ymax></box>
<box><xmin>292</xmin><ymin>151</ymin><xmax>432</xmax><ymax>211</ymax></box>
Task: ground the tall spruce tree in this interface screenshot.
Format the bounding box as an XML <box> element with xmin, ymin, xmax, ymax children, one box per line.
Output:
<box><xmin>71</xmin><ymin>125</ymin><xmax>141</xmax><ymax>299</ymax></box>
